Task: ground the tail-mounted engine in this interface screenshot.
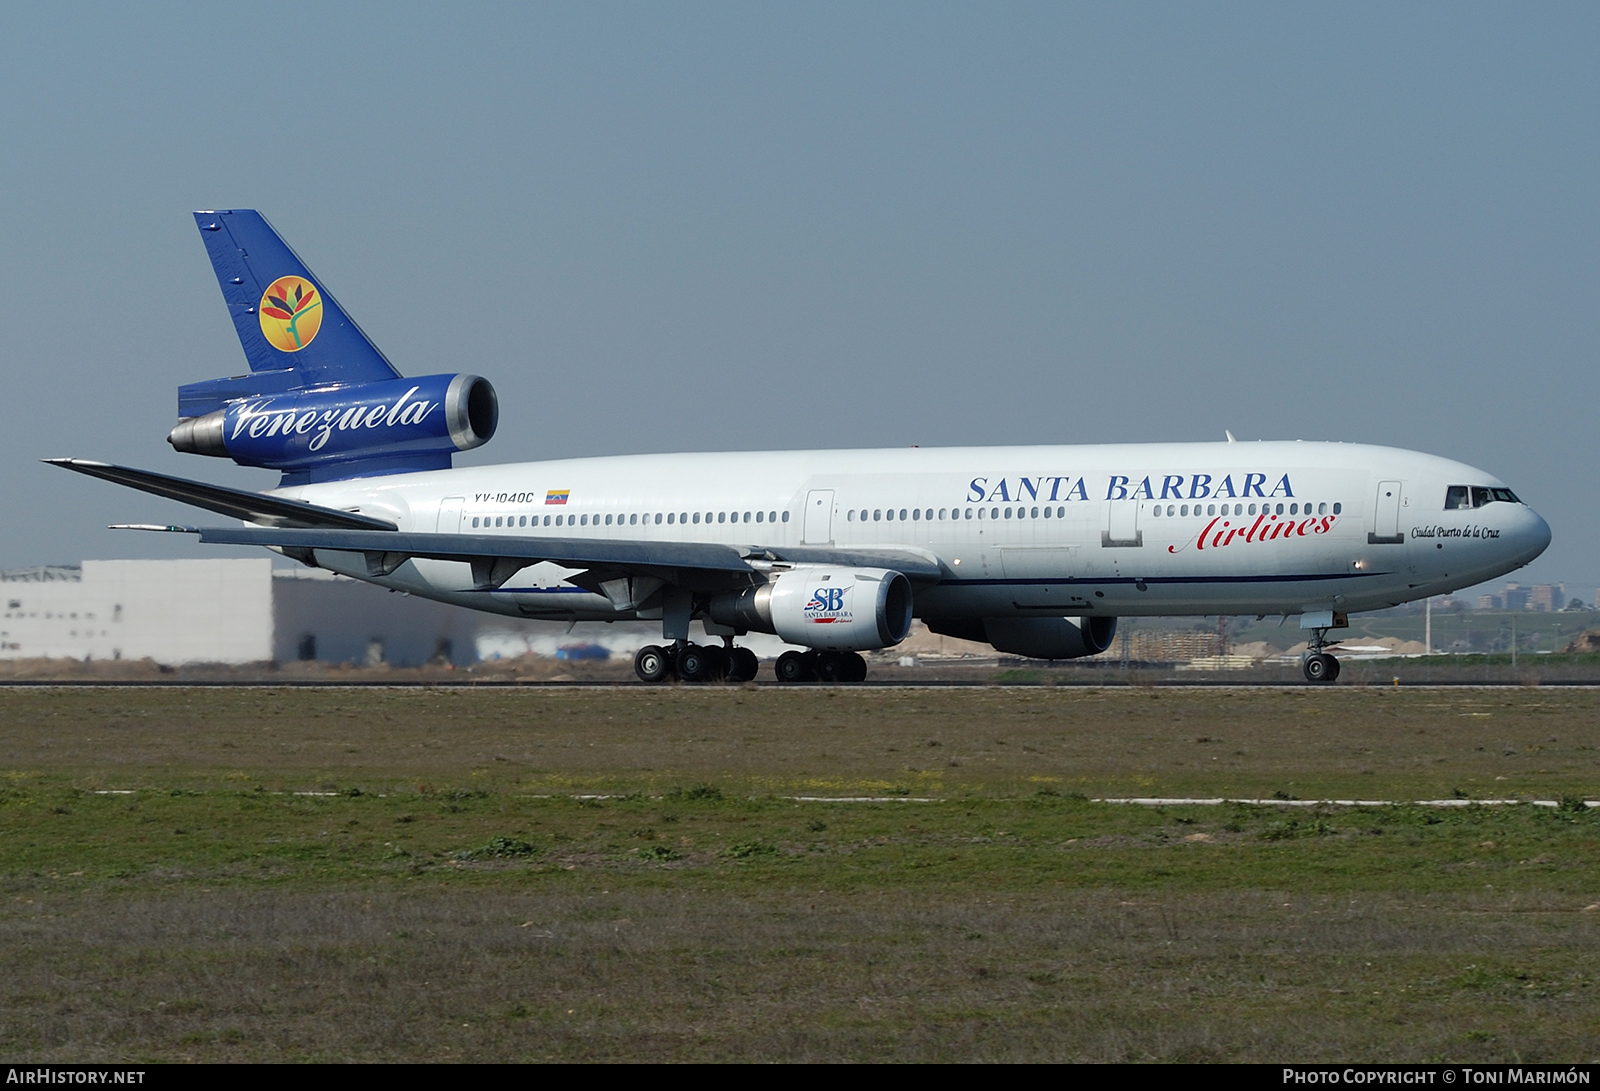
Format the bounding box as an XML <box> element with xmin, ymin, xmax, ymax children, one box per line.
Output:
<box><xmin>710</xmin><ymin>565</ymin><xmax>914</xmax><ymax>651</ymax></box>
<box><xmin>170</xmin><ymin>209</ymin><xmax>502</xmax><ymax>485</ymax></box>
<box><xmin>169</xmin><ymin>373</ymin><xmax>497</xmax><ymax>482</ymax></box>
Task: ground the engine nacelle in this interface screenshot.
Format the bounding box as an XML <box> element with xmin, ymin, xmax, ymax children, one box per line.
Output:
<box><xmin>984</xmin><ymin>616</ymin><xmax>1117</xmax><ymax>659</ymax></box>
<box><xmin>927</xmin><ymin>615</ymin><xmax>1118</xmax><ymax>660</ymax></box>
<box><xmin>168</xmin><ymin>373</ymin><xmax>497</xmax><ymax>480</ymax></box>
<box><xmin>709</xmin><ymin>566</ymin><xmax>914</xmax><ymax>651</ymax></box>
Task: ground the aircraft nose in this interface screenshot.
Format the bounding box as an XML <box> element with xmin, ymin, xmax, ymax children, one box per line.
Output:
<box><xmin>1512</xmin><ymin>506</ymin><xmax>1552</xmax><ymax>566</ymax></box>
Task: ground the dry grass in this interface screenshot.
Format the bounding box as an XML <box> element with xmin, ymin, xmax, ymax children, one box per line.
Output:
<box><xmin>0</xmin><ymin>685</ymin><xmax>1596</xmax><ymax>799</ymax></box>
<box><xmin>2</xmin><ymin>686</ymin><xmax>1599</xmax><ymax>1061</ymax></box>
<box><xmin>5</xmin><ymin>887</ymin><xmax>1598</xmax><ymax>1062</ymax></box>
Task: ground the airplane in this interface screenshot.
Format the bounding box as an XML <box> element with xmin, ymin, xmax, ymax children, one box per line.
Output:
<box><xmin>49</xmin><ymin>211</ymin><xmax>1552</xmax><ymax>684</ymax></box>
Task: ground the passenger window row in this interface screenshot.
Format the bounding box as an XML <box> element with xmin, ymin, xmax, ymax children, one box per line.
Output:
<box><xmin>1150</xmin><ymin>501</ymin><xmax>1341</xmax><ymax>518</ymax></box>
<box><xmin>848</xmin><ymin>506</ymin><xmax>1072</xmax><ymax>522</ymax></box>
<box><xmin>469</xmin><ymin>510</ymin><xmax>788</xmax><ymax>530</ymax></box>
<box><xmin>465</xmin><ymin>499</ymin><xmax>1351</xmax><ymax>532</ymax></box>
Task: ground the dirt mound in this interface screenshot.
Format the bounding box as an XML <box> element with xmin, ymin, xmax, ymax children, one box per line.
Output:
<box><xmin>1563</xmin><ymin>630</ymin><xmax>1600</xmax><ymax>654</ymax></box>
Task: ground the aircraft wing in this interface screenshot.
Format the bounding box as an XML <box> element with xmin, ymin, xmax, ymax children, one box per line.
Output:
<box><xmin>178</xmin><ymin>526</ymin><xmax>944</xmax><ymax>588</ymax></box>
<box><xmin>186</xmin><ymin>524</ymin><xmax>754</xmax><ymax>588</ymax></box>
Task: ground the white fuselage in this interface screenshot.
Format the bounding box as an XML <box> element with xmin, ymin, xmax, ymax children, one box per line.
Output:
<box><xmin>273</xmin><ymin>440</ymin><xmax>1551</xmax><ymax>629</ymax></box>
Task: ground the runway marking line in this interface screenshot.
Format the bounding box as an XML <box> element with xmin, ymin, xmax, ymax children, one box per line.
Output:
<box><xmin>75</xmin><ymin>790</ymin><xmax>1600</xmax><ymax>808</ymax></box>
<box><xmin>1095</xmin><ymin>797</ymin><xmax>1599</xmax><ymax>808</ymax></box>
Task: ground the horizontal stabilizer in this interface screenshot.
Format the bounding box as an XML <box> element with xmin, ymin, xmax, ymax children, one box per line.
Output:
<box><xmin>44</xmin><ymin>459</ymin><xmax>397</xmax><ymax>531</ymax></box>
<box><xmin>178</xmin><ymin>368</ymin><xmax>300</xmax><ymax>420</ymax></box>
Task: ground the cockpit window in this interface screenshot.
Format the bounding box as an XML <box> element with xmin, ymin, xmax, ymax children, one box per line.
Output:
<box><xmin>1448</xmin><ymin>485</ymin><xmax>1520</xmax><ymax>509</ymax></box>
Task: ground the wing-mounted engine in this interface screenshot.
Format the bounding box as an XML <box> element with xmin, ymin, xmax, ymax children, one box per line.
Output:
<box><xmin>168</xmin><ymin>372</ymin><xmax>497</xmax><ymax>481</ymax></box>
<box><xmin>927</xmin><ymin>615</ymin><xmax>1118</xmax><ymax>660</ymax></box>
<box><xmin>709</xmin><ymin>565</ymin><xmax>914</xmax><ymax>651</ymax></box>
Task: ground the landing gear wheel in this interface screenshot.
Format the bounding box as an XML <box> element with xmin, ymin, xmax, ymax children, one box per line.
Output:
<box><xmin>816</xmin><ymin>651</ymin><xmax>844</xmax><ymax>683</ymax></box>
<box><xmin>1303</xmin><ymin>653</ymin><xmax>1338</xmax><ymax>684</ymax></box>
<box><xmin>677</xmin><ymin>643</ymin><xmax>708</xmax><ymax>683</ymax></box>
<box><xmin>727</xmin><ymin>647</ymin><xmax>760</xmax><ymax>684</ymax></box>
<box><xmin>1324</xmin><ymin>655</ymin><xmax>1341</xmax><ymax>682</ymax></box>
<box><xmin>635</xmin><ymin>644</ymin><xmax>671</xmax><ymax>683</ymax></box>
<box><xmin>702</xmin><ymin>644</ymin><xmax>729</xmax><ymax>681</ymax></box>
<box><xmin>841</xmin><ymin>651</ymin><xmax>868</xmax><ymax>683</ymax></box>
<box><xmin>775</xmin><ymin>650</ymin><xmax>815</xmax><ymax>684</ymax></box>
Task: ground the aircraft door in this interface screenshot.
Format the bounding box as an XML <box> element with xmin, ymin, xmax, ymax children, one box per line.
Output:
<box><xmin>1102</xmin><ymin>498</ymin><xmax>1142</xmax><ymax>547</ymax></box>
<box><xmin>436</xmin><ymin>496</ymin><xmax>465</xmax><ymax>534</ymax></box>
<box><xmin>1370</xmin><ymin>481</ymin><xmax>1403</xmax><ymax>544</ymax></box>
<box><xmin>803</xmin><ymin>489</ymin><xmax>834</xmax><ymax>544</ymax></box>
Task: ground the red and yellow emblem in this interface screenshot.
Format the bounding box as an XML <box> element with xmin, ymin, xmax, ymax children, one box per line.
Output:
<box><xmin>258</xmin><ymin>275</ymin><xmax>323</xmax><ymax>352</ymax></box>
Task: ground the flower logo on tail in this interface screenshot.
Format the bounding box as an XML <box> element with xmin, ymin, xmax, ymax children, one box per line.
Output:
<box><xmin>258</xmin><ymin>275</ymin><xmax>323</xmax><ymax>352</ymax></box>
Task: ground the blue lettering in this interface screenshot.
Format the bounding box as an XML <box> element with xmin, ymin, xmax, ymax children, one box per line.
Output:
<box><xmin>1132</xmin><ymin>477</ymin><xmax>1155</xmax><ymax>501</ymax></box>
<box><xmin>1243</xmin><ymin>473</ymin><xmax>1267</xmax><ymax>498</ymax></box>
<box><xmin>1106</xmin><ymin>476</ymin><xmax>1130</xmax><ymax>501</ymax></box>
<box><xmin>1160</xmin><ymin>475</ymin><xmax>1185</xmax><ymax>500</ymax></box>
<box><xmin>988</xmin><ymin>480</ymin><xmax>1012</xmax><ymax>502</ymax></box>
<box><xmin>1215</xmin><ymin>475</ymin><xmax>1238</xmax><ymax>498</ymax></box>
<box><xmin>967</xmin><ymin>478</ymin><xmax>987</xmax><ymax>503</ymax></box>
<box><xmin>1188</xmin><ymin>474</ymin><xmax>1212</xmax><ymax>500</ymax></box>
<box><xmin>1017</xmin><ymin>478</ymin><xmax>1040</xmax><ymax>501</ymax></box>
<box><xmin>1268</xmin><ymin>474</ymin><xmax>1294</xmax><ymax>498</ymax></box>
<box><xmin>1046</xmin><ymin>476</ymin><xmax>1069</xmax><ymax>501</ymax></box>
<box><xmin>1068</xmin><ymin>478</ymin><xmax>1088</xmax><ymax>501</ymax></box>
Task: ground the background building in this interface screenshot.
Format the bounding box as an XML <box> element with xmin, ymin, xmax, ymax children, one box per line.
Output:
<box><xmin>271</xmin><ymin>568</ymin><xmax>479</xmax><ymax>667</ymax></box>
<box><xmin>1</xmin><ymin>560</ymin><xmax>479</xmax><ymax>667</ymax></box>
<box><xmin>1</xmin><ymin>559</ymin><xmax>272</xmax><ymax>663</ymax></box>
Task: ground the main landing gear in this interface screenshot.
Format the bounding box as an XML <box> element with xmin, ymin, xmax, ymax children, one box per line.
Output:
<box><xmin>774</xmin><ymin>649</ymin><xmax>868</xmax><ymax>684</ymax></box>
<box><xmin>1302</xmin><ymin>629</ymin><xmax>1342</xmax><ymax>684</ymax></box>
<box><xmin>634</xmin><ymin>640</ymin><xmax>760</xmax><ymax>684</ymax></box>
<box><xmin>632</xmin><ymin>644</ymin><xmax>871</xmax><ymax>684</ymax></box>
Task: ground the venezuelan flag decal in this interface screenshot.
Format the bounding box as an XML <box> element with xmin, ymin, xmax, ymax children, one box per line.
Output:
<box><xmin>545</xmin><ymin>490</ymin><xmax>570</xmax><ymax>505</ymax></box>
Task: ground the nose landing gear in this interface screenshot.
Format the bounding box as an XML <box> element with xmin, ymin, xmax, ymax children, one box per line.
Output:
<box><xmin>1301</xmin><ymin>628</ymin><xmax>1342</xmax><ymax>684</ymax></box>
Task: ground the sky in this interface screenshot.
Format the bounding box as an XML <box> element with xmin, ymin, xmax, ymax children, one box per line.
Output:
<box><xmin>0</xmin><ymin>3</ymin><xmax>1595</xmax><ymax>600</ymax></box>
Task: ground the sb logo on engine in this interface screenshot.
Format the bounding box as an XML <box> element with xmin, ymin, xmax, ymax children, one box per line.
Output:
<box><xmin>805</xmin><ymin>587</ymin><xmax>850</xmax><ymax>620</ymax></box>
<box><xmin>258</xmin><ymin>276</ymin><xmax>323</xmax><ymax>352</ymax></box>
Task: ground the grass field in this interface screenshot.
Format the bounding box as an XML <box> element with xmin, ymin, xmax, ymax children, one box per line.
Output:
<box><xmin>2</xmin><ymin>686</ymin><xmax>1599</xmax><ymax>1061</ymax></box>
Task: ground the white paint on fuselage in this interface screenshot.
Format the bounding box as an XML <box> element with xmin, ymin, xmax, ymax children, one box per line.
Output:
<box><xmin>272</xmin><ymin>441</ymin><xmax>1551</xmax><ymax>630</ymax></box>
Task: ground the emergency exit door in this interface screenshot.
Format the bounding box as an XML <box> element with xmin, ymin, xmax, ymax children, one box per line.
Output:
<box><xmin>803</xmin><ymin>490</ymin><xmax>834</xmax><ymax>544</ymax></box>
<box><xmin>436</xmin><ymin>497</ymin><xmax>465</xmax><ymax>534</ymax></box>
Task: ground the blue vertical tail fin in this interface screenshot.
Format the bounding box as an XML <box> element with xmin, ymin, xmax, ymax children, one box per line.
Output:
<box><xmin>181</xmin><ymin>210</ymin><xmax>401</xmax><ymax>417</ymax></box>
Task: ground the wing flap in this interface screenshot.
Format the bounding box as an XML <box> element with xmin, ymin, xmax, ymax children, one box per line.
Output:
<box><xmin>762</xmin><ymin>545</ymin><xmax>943</xmax><ymax>581</ymax></box>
